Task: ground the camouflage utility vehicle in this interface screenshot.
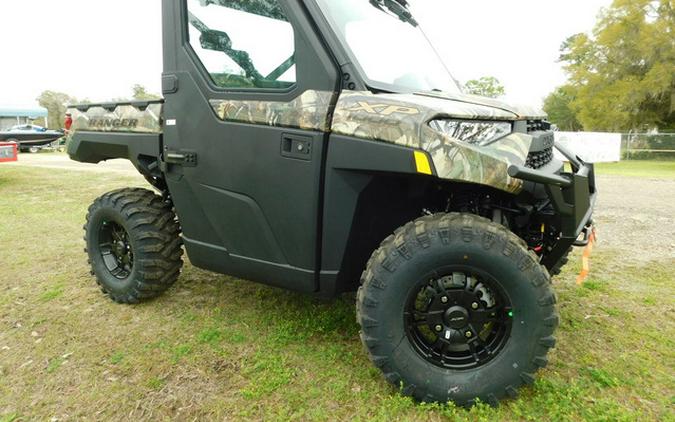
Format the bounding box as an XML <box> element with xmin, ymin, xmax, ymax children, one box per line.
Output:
<box><xmin>68</xmin><ymin>0</ymin><xmax>596</xmax><ymax>406</ymax></box>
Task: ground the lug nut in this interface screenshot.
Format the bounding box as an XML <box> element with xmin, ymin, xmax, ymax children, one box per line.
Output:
<box><xmin>434</xmin><ymin>325</ymin><xmax>442</xmax><ymax>332</ymax></box>
<box><xmin>441</xmin><ymin>296</ymin><xmax>448</xmax><ymax>303</ymax></box>
<box><xmin>471</xmin><ymin>302</ymin><xmax>479</xmax><ymax>310</ymax></box>
<box><xmin>465</xmin><ymin>331</ymin><xmax>472</xmax><ymax>338</ymax></box>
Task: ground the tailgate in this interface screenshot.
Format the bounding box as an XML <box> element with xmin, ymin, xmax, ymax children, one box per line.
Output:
<box><xmin>68</xmin><ymin>100</ymin><xmax>163</xmax><ymax>133</ymax></box>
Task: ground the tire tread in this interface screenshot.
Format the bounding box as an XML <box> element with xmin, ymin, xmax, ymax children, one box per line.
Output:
<box><xmin>84</xmin><ymin>188</ymin><xmax>183</xmax><ymax>304</ymax></box>
<box><xmin>356</xmin><ymin>212</ymin><xmax>558</xmax><ymax>407</ymax></box>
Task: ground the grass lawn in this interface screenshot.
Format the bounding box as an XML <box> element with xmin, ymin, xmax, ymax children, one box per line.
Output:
<box><xmin>1</xmin><ymin>165</ymin><xmax>674</xmax><ymax>421</ymax></box>
<box><xmin>594</xmin><ymin>160</ymin><xmax>675</xmax><ymax>178</ymax></box>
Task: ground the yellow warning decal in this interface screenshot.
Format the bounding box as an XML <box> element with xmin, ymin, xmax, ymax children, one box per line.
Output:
<box><xmin>414</xmin><ymin>150</ymin><xmax>432</xmax><ymax>175</ymax></box>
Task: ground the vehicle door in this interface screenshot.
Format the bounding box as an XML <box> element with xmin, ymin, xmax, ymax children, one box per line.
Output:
<box><xmin>161</xmin><ymin>0</ymin><xmax>340</xmax><ymax>292</ymax></box>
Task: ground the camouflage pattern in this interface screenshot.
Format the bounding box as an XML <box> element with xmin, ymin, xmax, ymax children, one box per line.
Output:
<box><xmin>332</xmin><ymin>91</ymin><xmax>534</xmax><ymax>193</ymax></box>
<box><xmin>210</xmin><ymin>90</ymin><xmax>335</xmax><ymax>131</ymax></box>
<box><xmin>423</xmin><ymin>126</ymin><xmax>530</xmax><ymax>193</ymax></box>
<box><xmin>67</xmin><ymin>87</ymin><xmax>538</xmax><ymax>192</ymax></box>
<box><xmin>417</xmin><ymin>90</ymin><xmax>547</xmax><ymax>120</ymax></box>
<box><xmin>67</xmin><ymin>103</ymin><xmax>163</xmax><ymax>134</ymax></box>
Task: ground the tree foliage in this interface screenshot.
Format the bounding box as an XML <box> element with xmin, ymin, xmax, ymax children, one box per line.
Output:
<box><xmin>131</xmin><ymin>84</ymin><xmax>162</xmax><ymax>101</ymax></box>
<box><xmin>113</xmin><ymin>84</ymin><xmax>162</xmax><ymax>102</ymax></box>
<box><xmin>36</xmin><ymin>91</ymin><xmax>75</xmax><ymax>129</ymax></box>
<box><xmin>464</xmin><ymin>76</ymin><xmax>506</xmax><ymax>98</ymax></box>
<box><xmin>36</xmin><ymin>85</ymin><xmax>159</xmax><ymax>129</ymax></box>
<box><xmin>556</xmin><ymin>0</ymin><xmax>674</xmax><ymax>131</ymax></box>
<box><xmin>543</xmin><ymin>85</ymin><xmax>583</xmax><ymax>131</ymax></box>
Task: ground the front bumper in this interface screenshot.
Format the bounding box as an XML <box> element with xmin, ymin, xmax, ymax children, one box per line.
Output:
<box><xmin>508</xmin><ymin>141</ymin><xmax>597</xmax><ymax>270</ymax></box>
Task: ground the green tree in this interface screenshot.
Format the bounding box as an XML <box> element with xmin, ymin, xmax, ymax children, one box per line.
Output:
<box><xmin>464</xmin><ymin>76</ymin><xmax>506</xmax><ymax>98</ymax></box>
<box><xmin>131</xmin><ymin>84</ymin><xmax>161</xmax><ymax>101</ymax></box>
<box><xmin>559</xmin><ymin>0</ymin><xmax>675</xmax><ymax>131</ymax></box>
<box><xmin>36</xmin><ymin>91</ymin><xmax>75</xmax><ymax>129</ymax></box>
<box><xmin>543</xmin><ymin>85</ymin><xmax>583</xmax><ymax>131</ymax></box>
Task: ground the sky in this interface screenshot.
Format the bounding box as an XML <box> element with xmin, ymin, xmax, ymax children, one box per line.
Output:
<box><xmin>0</xmin><ymin>0</ymin><xmax>611</xmax><ymax>109</ymax></box>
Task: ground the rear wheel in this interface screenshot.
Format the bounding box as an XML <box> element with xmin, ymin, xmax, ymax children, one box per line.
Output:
<box><xmin>84</xmin><ymin>188</ymin><xmax>183</xmax><ymax>303</ymax></box>
<box><xmin>357</xmin><ymin>213</ymin><xmax>558</xmax><ymax>406</ymax></box>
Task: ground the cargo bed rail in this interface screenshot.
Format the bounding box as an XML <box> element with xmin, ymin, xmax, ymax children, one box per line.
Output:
<box><xmin>67</xmin><ymin>100</ymin><xmax>164</xmax><ymax>134</ymax></box>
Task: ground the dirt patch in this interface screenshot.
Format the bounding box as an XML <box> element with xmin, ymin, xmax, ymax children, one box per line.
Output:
<box><xmin>5</xmin><ymin>152</ymin><xmax>139</xmax><ymax>176</ymax></box>
<box><xmin>593</xmin><ymin>175</ymin><xmax>675</xmax><ymax>263</ymax></box>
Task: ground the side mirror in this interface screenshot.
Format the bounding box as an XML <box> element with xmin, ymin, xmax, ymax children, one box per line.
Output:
<box><xmin>199</xmin><ymin>29</ymin><xmax>232</xmax><ymax>52</ymax></box>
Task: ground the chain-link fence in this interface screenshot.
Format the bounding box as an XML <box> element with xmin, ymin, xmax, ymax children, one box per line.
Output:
<box><xmin>621</xmin><ymin>133</ymin><xmax>675</xmax><ymax>160</ymax></box>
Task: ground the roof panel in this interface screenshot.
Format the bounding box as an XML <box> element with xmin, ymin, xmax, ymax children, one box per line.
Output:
<box><xmin>0</xmin><ymin>107</ymin><xmax>49</xmax><ymax>118</ymax></box>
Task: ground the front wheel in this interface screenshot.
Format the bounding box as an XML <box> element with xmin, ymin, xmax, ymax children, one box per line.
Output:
<box><xmin>356</xmin><ymin>213</ymin><xmax>558</xmax><ymax>406</ymax></box>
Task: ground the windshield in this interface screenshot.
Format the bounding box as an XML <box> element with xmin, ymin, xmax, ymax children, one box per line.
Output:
<box><xmin>315</xmin><ymin>0</ymin><xmax>460</xmax><ymax>94</ymax></box>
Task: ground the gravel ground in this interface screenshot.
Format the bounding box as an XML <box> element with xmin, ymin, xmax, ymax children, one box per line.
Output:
<box><xmin>593</xmin><ymin>175</ymin><xmax>675</xmax><ymax>262</ymax></box>
<box><xmin>8</xmin><ymin>153</ymin><xmax>674</xmax><ymax>262</ymax></box>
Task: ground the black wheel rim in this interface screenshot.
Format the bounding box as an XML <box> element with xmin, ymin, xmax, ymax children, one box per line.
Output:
<box><xmin>98</xmin><ymin>221</ymin><xmax>134</xmax><ymax>279</ymax></box>
<box><xmin>404</xmin><ymin>269</ymin><xmax>512</xmax><ymax>370</ymax></box>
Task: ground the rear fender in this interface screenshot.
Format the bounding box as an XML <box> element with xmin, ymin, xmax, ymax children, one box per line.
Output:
<box><xmin>67</xmin><ymin>131</ymin><xmax>163</xmax><ymax>183</ymax></box>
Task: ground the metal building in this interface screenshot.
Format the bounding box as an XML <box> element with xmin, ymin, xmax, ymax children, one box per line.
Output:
<box><xmin>0</xmin><ymin>107</ymin><xmax>48</xmax><ymax>130</ymax></box>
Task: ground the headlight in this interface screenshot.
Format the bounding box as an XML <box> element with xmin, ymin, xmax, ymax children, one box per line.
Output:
<box><xmin>429</xmin><ymin>119</ymin><xmax>512</xmax><ymax>146</ymax></box>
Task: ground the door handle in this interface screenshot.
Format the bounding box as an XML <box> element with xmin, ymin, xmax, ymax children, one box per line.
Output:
<box><xmin>163</xmin><ymin>149</ymin><xmax>197</xmax><ymax>166</ymax></box>
<box><xmin>281</xmin><ymin>133</ymin><xmax>312</xmax><ymax>161</ymax></box>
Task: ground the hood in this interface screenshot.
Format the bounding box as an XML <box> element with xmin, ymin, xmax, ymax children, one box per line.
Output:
<box><xmin>331</xmin><ymin>90</ymin><xmax>536</xmax><ymax>193</ymax></box>
<box><xmin>333</xmin><ymin>91</ymin><xmax>547</xmax><ymax>124</ymax></box>
<box><xmin>413</xmin><ymin>91</ymin><xmax>547</xmax><ymax>121</ymax></box>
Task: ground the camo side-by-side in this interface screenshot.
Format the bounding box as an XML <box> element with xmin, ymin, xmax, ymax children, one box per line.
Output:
<box><xmin>68</xmin><ymin>88</ymin><xmax>535</xmax><ymax>193</ymax></box>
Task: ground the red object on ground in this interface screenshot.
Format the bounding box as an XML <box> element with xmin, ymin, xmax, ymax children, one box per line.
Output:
<box><xmin>0</xmin><ymin>142</ymin><xmax>18</xmax><ymax>163</ymax></box>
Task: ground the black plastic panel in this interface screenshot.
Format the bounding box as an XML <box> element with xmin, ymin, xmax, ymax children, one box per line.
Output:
<box><xmin>319</xmin><ymin>134</ymin><xmax>429</xmax><ymax>295</ymax></box>
<box><xmin>68</xmin><ymin>131</ymin><xmax>161</xmax><ymax>164</ymax></box>
<box><xmin>160</xmin><ymin>0</ymin><xmax>341</xmax><ymax>293</ymax></box>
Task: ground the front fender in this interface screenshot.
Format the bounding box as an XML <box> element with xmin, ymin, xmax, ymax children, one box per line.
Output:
<box><xmin>326</xmin><ymin>134</ymin><xmax>425</xmax><ymax>176</ymax></box>
<box><xmin>331</xmin><ymin>91</ymin><xmax>531</xmax><ymax>193</ymax></box>
<box><xmin>423</xmin><ymin>127</ymin><xmax>531</xmax><ymax>194</ymax></box>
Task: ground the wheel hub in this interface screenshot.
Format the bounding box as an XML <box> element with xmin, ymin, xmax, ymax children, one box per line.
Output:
<box><xmin>404</xmin><ymin>270</ymin><xmax>513</xmax><ymax>370</ymax></box>
<box><xmin>444</xmin><ymin>306</ymin><xmax>469</xmax><ymax>329</ymax></box>
<box><xmin>98</xmin><ymin>221</ymin><xmax>134</xmax><ymax>279</ymax></box>
<box><xmin>114</xmin><ymin>241</ymin><xmax>127</xmax><ymax>256</ymax></box>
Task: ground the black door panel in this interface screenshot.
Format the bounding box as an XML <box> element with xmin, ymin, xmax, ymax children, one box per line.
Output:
<box><xmin>161</xmin><ymin>0</ymin><xmax>339</xmax><ymax>292</ymax></box>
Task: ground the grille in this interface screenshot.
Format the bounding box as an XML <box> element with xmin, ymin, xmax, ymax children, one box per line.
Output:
<box><xmin>527</xmin><ymin>119</ymin><xmax>551</xmax><ymax>133</ymax></box>
<box><xmin>526</xmin><ymin>146</ymin><xmax>554</xmax><ymax>169</ymax></box>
